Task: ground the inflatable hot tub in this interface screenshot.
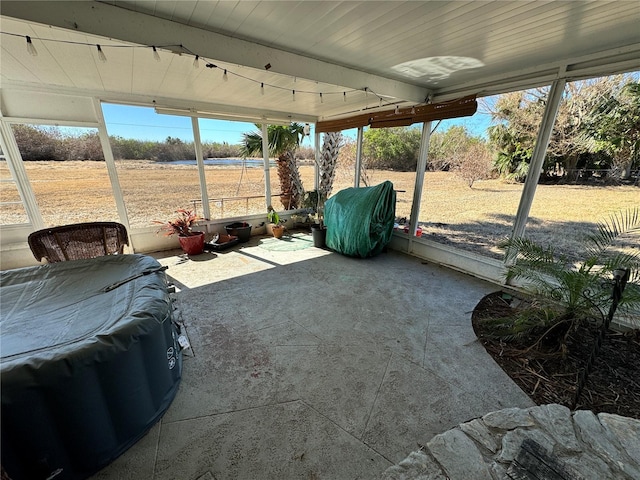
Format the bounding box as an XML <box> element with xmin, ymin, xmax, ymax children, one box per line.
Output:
<box><xmin>0</xmin><ymin>254</ymin><xmax>182</xmax><ymax>480</ymax></box>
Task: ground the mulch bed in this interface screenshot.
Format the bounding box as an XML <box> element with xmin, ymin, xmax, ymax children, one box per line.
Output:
<box><xmin>472</xmin><ymin>291</ymin><xmax>640</xmax><ymax>419</ymax></box>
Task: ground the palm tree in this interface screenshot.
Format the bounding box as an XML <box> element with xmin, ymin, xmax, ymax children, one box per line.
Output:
<box><xmin>493</xmin><ymin>207</ymin><xmax>640</xmax><ymax>343</ymax></box>
<box><xmin>241</xmin><ymin>123</ymin><xmax>305</xmax><ymax>209</ymax></box>
<box><xmin>318</xmin><ymin>132</ymin><xmax>343</xmax><ymax>201</ymax></box>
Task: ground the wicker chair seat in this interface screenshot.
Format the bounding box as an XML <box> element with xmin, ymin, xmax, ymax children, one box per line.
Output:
<box><xmin>28</xmin><ymin>222</ymin><xmax>129</xmax><ymax>263</ymax></box>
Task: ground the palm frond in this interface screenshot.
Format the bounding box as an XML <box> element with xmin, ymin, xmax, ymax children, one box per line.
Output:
<box><xmin>585</xmin><ymin>207</ymin><xmax>640</xmax><ymax>258</ymax></box>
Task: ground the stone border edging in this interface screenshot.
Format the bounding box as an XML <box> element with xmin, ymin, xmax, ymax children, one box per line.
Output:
<box><xmin>382</xmin><ymin>404</ymin><xmax>640</xmax><ymax>480</ymax></box>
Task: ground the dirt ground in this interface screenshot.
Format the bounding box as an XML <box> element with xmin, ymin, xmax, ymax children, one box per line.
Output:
<box><xmin>472</xmin><ymin>291</ymin><xmax>640</xmax><ymax>419</ymax></box>
<box><xmin>1</xmin><ymin>160</ymin><xmax>638</xmax><ymax>260</ymax></box>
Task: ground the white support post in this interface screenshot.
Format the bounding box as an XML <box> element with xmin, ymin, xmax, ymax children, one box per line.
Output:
<box><xmin>507</xmin><ymin>79</ymin><xmax>566</xmax><ymax>263</ymax></box>
<box><xmin>191</xmin><ymin>117</ymin><xmax>210</xmax><ymax>220</ymax></box>
<box><xmin>354</xmin><ymin>126</ymin><xmax>364</xmax><ymax>187</ymax></box>
<box><xmin>93</xmin><ymin>99</ymin><xmax>131</xmax><ymax>236</ymax></box>
<box><xmin>262</xmin><ymin>123</ymin><xmax>272</xmax><ymax>208</ymax></box>
<box><xmin>314</xmin><ymin>130</ymin><xmax>320</xmax><ymax>192</ymax></box>
<box><xmin>0</xmin><ymin>117</ymin><xmax>44</xmax><ymax>229</ymax></box>
<box><xmin>408</xmin><ymin>121</ymin><xmax>432</xmax><ymax>235</ymax></box>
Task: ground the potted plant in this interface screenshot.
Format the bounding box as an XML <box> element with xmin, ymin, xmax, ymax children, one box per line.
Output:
<box><xmin>155</xmin><ymin>209</ymin><xmax>205</xmax><ymax>255</ymax></box>
<box><xmin>267</xmin><ymin>205</ymin><xmax>285</xmax><ymax>239</ymax></box>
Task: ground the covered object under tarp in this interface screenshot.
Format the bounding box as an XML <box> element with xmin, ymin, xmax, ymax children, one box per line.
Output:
<box><xmin>324</xmin><ymin>181</ymin><xmax>396</xmax><ymax>258</ymax></box>
<box><xmin>0</xmin><ymin>254</ymin><xmax>182</xmax><ymax>480</ymax></box>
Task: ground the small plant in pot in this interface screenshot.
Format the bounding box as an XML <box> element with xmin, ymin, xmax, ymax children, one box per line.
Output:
<box><xmin>267</xmin><ymin>205</ymin><xmax>285</xmax><ymax>239</ymax></box>
<box><xmin>155</xmin><ymin>209</ymin><xmax>205</xmax><ymax>255</ymax></box>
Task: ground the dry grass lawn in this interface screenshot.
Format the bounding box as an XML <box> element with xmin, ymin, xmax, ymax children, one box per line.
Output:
<box><xmin>2</xmin><ymin>160</ymin><xmax>638</xmax><ymax>260</ymax></box>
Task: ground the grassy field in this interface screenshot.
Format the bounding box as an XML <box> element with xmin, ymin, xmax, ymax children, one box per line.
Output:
<box><xmin>2</xmin><ymin>160</ymin><xmax>638</xmax><ymax>260</ymax></box>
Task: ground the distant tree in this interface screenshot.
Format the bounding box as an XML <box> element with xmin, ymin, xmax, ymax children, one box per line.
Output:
<box><xmin>451</xmin><ymin>142</ymin><xmax>494</xmax><ymax>188</ymax></box>
<box><xmin>12</xmin><ymin>124</ymin><xmax>62</xmax><ymax>160</ymax></box>
<box><xmin>486</xmin><ymin>75</ymin><xmax>637</xmax><ymax>182</ymax></box>
<box><xmin>583</xmin><ymin>81</ymin><xmax>640</xmax><ymax>180</ymax></box>
<box><xmin>429</xmin><ymin>125</ymin><xmax>483</xmax><ymax>172</ymax></box>
<box><xmin>363</xmin><ymin>126</ymin><xmax>421</xmax><ymax>171</ymax></box>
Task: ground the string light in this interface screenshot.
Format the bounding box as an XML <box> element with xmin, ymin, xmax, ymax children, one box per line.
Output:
<box><xmin>3</xmin><ymin>31</ymin><xmax>382</xmax><ymax>106</ymax></box>
<box><xmin>394</xmin><ymin>105</ymin><xmax>399</xmax><ymax>114</ymax></box>
<box><xmin>25</xmin><ymin>35</ymin><xmax>37</xmax><ymax>56</ymax></box>
<box><xmin>96</xmin><ymin>44</ymin><xmax>107</xmax><ymax>63</ymax></box>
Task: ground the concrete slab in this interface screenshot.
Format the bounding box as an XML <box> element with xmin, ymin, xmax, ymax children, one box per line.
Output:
<box><xmin>275</xmin><ymin>341</ymin><xmax>392</xmax><ymax>436</ymax></box>
<box><xmin>155</xmin><ymin>401</ymin><xmax>391</xmax><ymax>480</ymax></box>
<box><xmin>362</xmin><ymin>354</ymin><xmax>509</xmax><ymax>463</ymax></box>
<box><xmin>90</xmin><ymin>237</ymin><xmax>537</xmax><ymax>479</ymax></box>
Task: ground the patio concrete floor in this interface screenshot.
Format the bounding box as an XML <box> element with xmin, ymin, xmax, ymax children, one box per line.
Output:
<box><xmin>90</xmin><ymin>232</ymin><xmax>534</xmax><ymax>480</ymax></box>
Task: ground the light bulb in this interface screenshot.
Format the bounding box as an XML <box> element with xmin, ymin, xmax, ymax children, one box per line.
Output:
<box><xmin>343</xmin><ymin>92</ymin><xmax>346</xmax><ymax>102</ymax></box>
<box><xmin>292</xmin><ymin>90</ymin><xmax>296</xmax><ymax>102</ymax></box>
<box><xmin>320</xmin><ymin>93</ymin><xmax>323</xmax><ymax>104</ymax></box>
<box><xmin>26</xmin><ymin>36</ymin><xmax>38</xmax><ymax>56</ymax></box>
<box><xmin>223</xmin><ymin>69</ymin><xmax>228</xmax><ymax>81</ymax></box>
<box><xmin>261</xmin><ymin>83</ymin><xmax>265</xmax><ymax>95</ymax></box>
<box><xmin>411</xmin><ymin>107</ymin><xmax>416</xmax><ymax>115</ymax></box>
<box><xmin>395</xmin><ymin>105</ymin><xmax>399</xmax><ymax>114</ymax></box>
<box><xmin>152</xmin><ymin>46</ymin><xmax>161</xmax><ymax>62</ymax></box>
<box><xmin>193</xmin><ymin>55</ymin><xmax>199</xmax><ymax>68</ymax></box>
<box><xmin>97</xmin><ymin>44</ymin><xmax>107</xmax><ymax>63</ymax></box>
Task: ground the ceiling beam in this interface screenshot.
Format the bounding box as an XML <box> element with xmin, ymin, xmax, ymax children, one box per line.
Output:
<box><xmin>0</xmin><ymin>0</ymin><xmax>431</xmax><ymax>105</ymax></box>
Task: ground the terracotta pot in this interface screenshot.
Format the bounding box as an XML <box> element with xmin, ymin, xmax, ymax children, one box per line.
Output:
<box><xmin>271</xmin><ymin>224</ymin><xmax>285</xmax><ymax>239</ymax></box>
<box><xmin>178</xmin><ymin>232</ymin><xmax>205</xmax><ymax>255</ymax></box>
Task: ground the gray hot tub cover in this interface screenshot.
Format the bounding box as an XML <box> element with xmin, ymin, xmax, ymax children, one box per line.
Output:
<box><xmin>1</xmin><ymin>254</ymin><xmax>182</xmax><ymax>480</ymax></box>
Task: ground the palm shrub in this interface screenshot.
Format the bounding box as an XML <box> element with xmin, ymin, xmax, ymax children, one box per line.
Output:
<box><xmin>241</xmin><ymin>123</ymin><xmax>305</xmax><ymax>209</ymax></box>
<box><xmin>491</xmin><ymin>208</ymin><xmax>640</xmax><ymax>345</ymax></box>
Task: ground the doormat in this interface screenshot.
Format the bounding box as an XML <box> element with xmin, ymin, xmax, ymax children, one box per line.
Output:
<box><xmin>259</xmin><ymin>233</ymin><xmax>313</xmax><ymax>251</ymax></box>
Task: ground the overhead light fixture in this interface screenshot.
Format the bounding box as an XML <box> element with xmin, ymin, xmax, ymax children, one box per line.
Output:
<box><xmin>320</xmin><ymin>93</ymin><xmax>323</xmax><ymax>104</ymax></box>
<box><xmin>292</xmin><ymin>90</ymin><xmax>296</xmax><ymax>102</ymax></box>
<box><xmin>96</xmin><ymin>44</ymin><xmax>107</xmax><ymax>63</ymax></box>
<box><xmin>223</xmin><ymin>69</ymin><xmax>228</xmax><ymax>81</ymax></box>
<box><xmin>26</xmin><ymin>36</ymin><xmax>38</xmax><ymax>56</ymax></box>
<box><xmin>394</xmin><ymin>105</ymin><xmax>399</xmax><ymax>114</ymax></box>
<box><xmin>152</xmin><ymin>46</ymin><xmax>161</xmax><ymax>62</ymax></box>
<box><xmin>193</xmin><ymin>55</ymin><xmax>200</xmax><ymax>69</ymax></box>
<box><xmin>261</xmin><ymin>83</ymin><xmax>265</xmax><ymax>95</ymax></box>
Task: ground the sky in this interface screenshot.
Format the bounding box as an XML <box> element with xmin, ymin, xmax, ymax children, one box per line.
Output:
<box><xmin>100</xmin><ymin>102</ymin><xmax>493</xmax><ymax>148</ymax></box>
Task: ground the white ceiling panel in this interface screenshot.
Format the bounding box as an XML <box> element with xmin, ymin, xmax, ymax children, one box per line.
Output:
<box><xmin>1</xmin><ymin>1</ymin><xmax>639</xmax><ymax>124</ymax></box>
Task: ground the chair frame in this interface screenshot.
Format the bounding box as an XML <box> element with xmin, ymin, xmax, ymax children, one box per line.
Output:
<box><xmin>28</xmin><ymin>222</ymin><xmax>129</xmax><ymax>263</ymax></box>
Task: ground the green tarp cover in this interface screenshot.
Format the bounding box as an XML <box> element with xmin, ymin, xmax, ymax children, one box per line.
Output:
<box><xmin>1</xmin><ymin>254</ymin><xmax>181</xmax><ymax>480</ymax></box>
<box><xmin>324</xmin><ymin>180</ymin><xmax>396</xmax><ymax>258</ymax></box>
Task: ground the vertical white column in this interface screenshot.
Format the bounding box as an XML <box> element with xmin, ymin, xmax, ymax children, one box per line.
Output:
<box><xmin>354</xmin><ymin>126</ymin><xmax>364</xmax><ymax>187</ymax></box>
<box><xmin>507</xmin><ymin>79</ymin><xmax>566</xmax><ymax>262</ymax></box>
<box><xmin>314</xmin><ymin>130</ymin><xmax>320</xmax><ymax>192</ymax></box>
<box><xmin>191</xmin><ymin>117</ymin><xmax>210</xmax><ymax>220</ymax></box>
<box><xmin>0</xmin><ymin>117</ymin><xmax>44</xmax><ymax>229</ymax></box>
<box><xmin>93</xmin><ymin>99</ymin><xmax>131</xmax><ymax>235</ymax></box>
<box><xmin>262</xmin><ymin>123</ymin><xmax>272</xmax><ymax>208</ymax></box>
<box><xmin>408</xmin><ymin>121</ymin><xmax>431</xmax><ymax>235</ymax></box>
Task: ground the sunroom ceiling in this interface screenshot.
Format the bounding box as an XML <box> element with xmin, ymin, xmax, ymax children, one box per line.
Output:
<box><xmin>1</xmin><ymin>1</ymin><xmax>640</xmax><ymax>124</ymax></box>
